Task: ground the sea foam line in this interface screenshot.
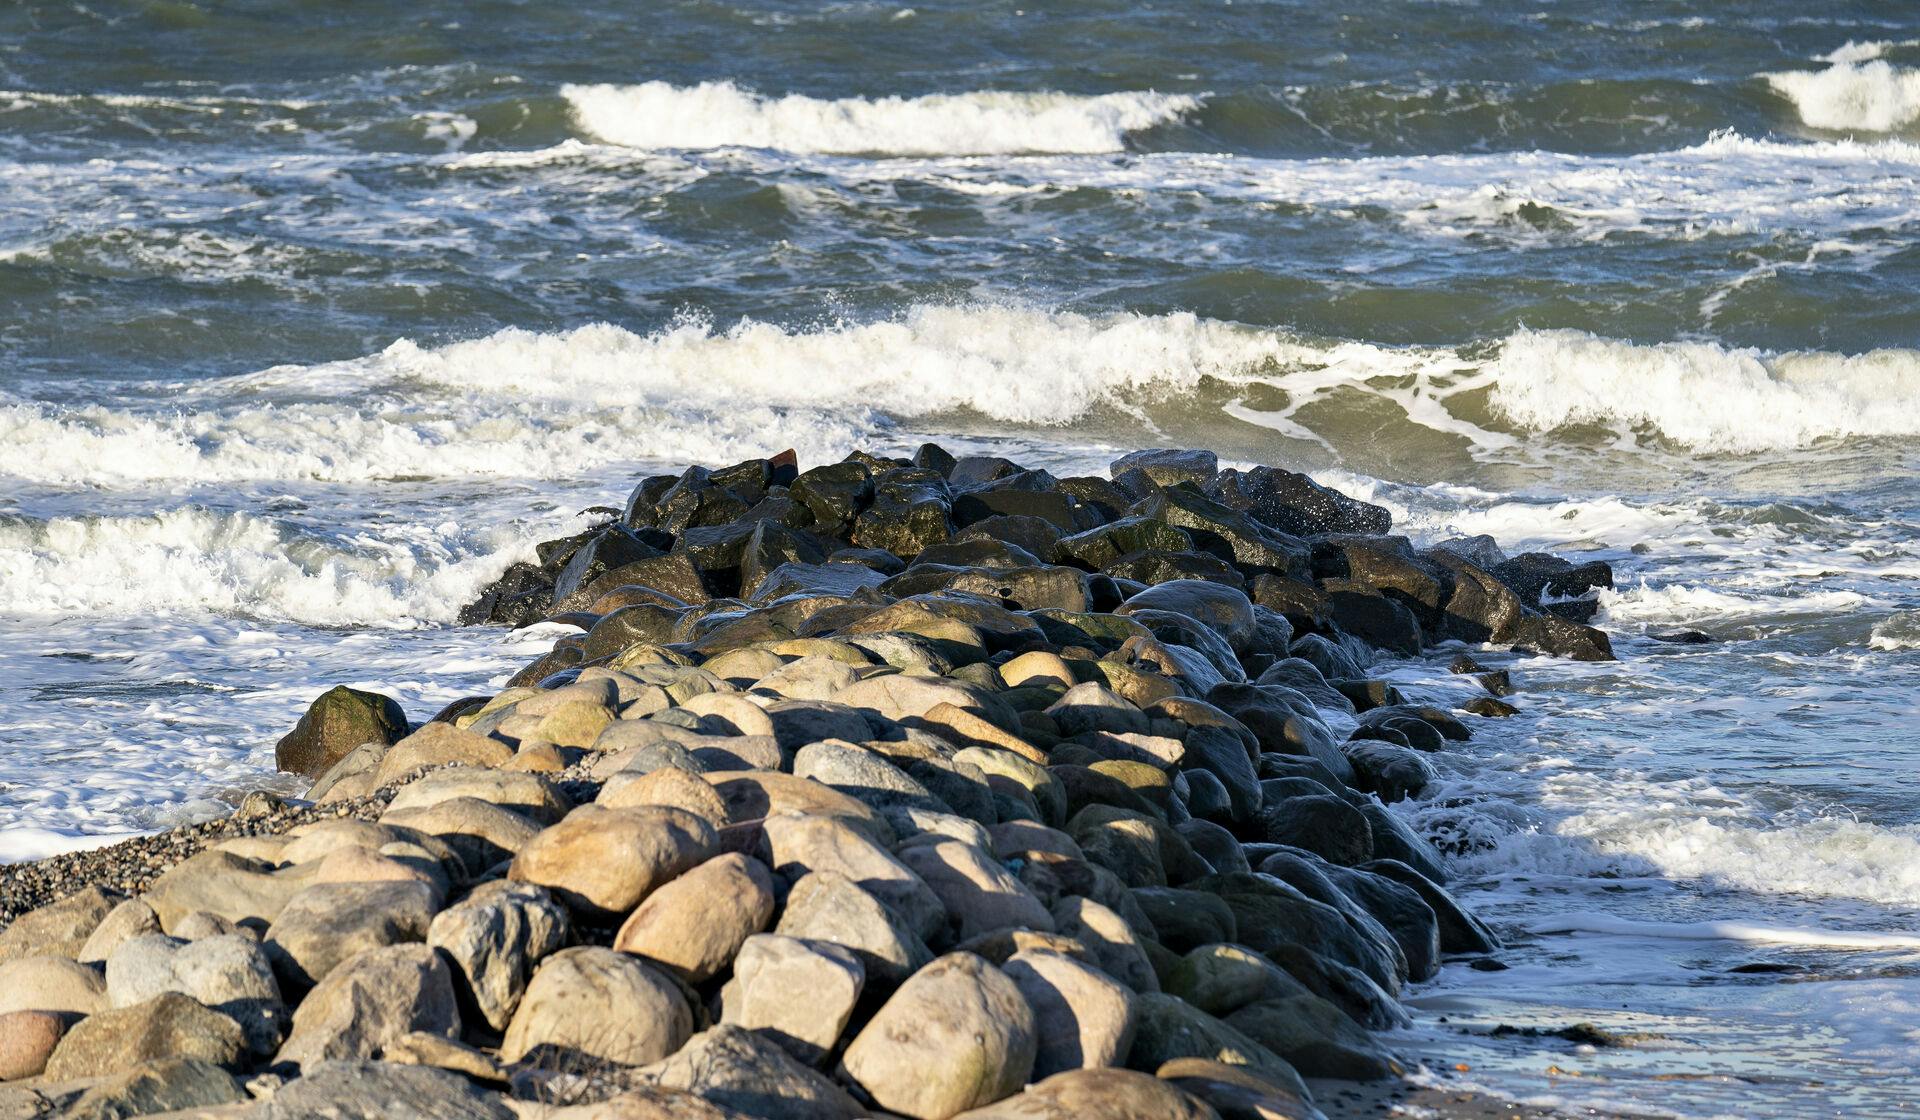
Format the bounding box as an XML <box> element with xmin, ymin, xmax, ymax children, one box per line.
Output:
<box><xmin>561</xmin><ymin>80</ymin><xmax>1201</xmax><ymax>155</ymax></box>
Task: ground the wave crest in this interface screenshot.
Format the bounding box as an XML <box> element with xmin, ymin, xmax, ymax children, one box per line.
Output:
<box><xmin>1765</xmin><ymin>60</ymin><xmax>1920</xmax><ymax>133</ymax></box>
<box><xmin>560</xmin><ymin>80</ymin><xmax>1200</xmax><ymax>155</ymax></box>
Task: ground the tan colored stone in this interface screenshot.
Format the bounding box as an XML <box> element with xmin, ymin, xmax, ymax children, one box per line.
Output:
<box><xmin>1001</xmin><ymin>949</ymin><xmax>1135</xmax><ymax>1077</ymax></box>
<box><xmin>509</xmin><ymin>804</ymin><xmax>718</xmax><ymax>922</ymax></box>
<box><xmin>500</xmin><ymin>947</ymin><xmax>690</xmax><ymax>1067</ymax></box>
<box><xmin>0</xmin><ymin>954</ymin><xmax>106</xmax><ymax>1016</ymax></box>
<box><xmin>45</xmin><ymin>992</ymin><xmax>246</xmax><ymax>1079</ymax></box>
<box><xmin>0</xmin><ymin>886</ymin><xmax>120</xmax><ymax>963</ymax></box>
<box><xmin>385</xmin><ymin>768</ymin><xmax>572</xmax><ymax>824</ymax></box>
<box><xmin>373</xmin><ymin>722</ymin><xmax>514</xmax><ymax>785</ymax></box>
<box><xmin>838</xmin><ymin>953</ymin><xmax>1037</xmax><ymax>1120</ymax></box>
<box><xmin>705</xmin><ymin>771</ymin><xmax>893</xmax><ymax>844</ymax></box>
<box><xmin>599</xmin><ymin>766</ymin><xmax>729</xmax><ymax>826</ymax></box>
<box><xmin>717</xmin><ymin>934</ymin><xmax>863</xmax><ymax>1067</ymax></box>
<box><xmin>613</xmin><ymin>853</ymin><xmax>774</xmax><ymax>983</ymax></box>
<box><xmin>0</xmin><ymin>1009</ymin><xmax>67</xmax><ymax>1080</ymax></box>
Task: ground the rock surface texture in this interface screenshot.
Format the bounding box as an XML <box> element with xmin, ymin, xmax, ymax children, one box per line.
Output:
<box><xmin>0</xmin><ymin>445</ymin><xmax>1600</xmax><ymax>1118</ymax></box>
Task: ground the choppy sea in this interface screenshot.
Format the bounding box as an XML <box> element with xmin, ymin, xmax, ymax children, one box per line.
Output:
<box><xmin>2</xmin><ymin>2</ymin><xmax>1916</xmax><ymax>1114</ymax></box>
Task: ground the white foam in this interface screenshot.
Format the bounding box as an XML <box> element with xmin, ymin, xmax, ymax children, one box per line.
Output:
<box><xmin>1529</xmin><ymin>913</ymin><xmax>1920</xmax><ymax>950</ymax></box>
<box><xmin>1485</xmin><ymin>329</ymin><xmax>1920</xmax><ymax>452</ymax></box>
<box><xmin>7</xmin><ymin>310</ymin><xmax>1918</xmax><ymax>491</ymax></box>
<box><xmin>0</xmin><ymin>506</ymin><xmax>534</xmax><ymax>625</ymax></box>
<box><xmin>1765</xmin><ymin>60</ymin><xmax>1920</xmax><ymax>132</ymax></box>
<box><xmin>562</xmin><ymin>80</ymin><xmax>1200</xmax><ymax>155</ymax></box>
<box><xmin>1868</xmin><ymin>610</ymin><xmax>1920</xmax><ymax>650</ymax></box>
<box><xmin>0</xmin><ymin>308</ymin><xmax>1291</xmax><ymax>486</ymax></box>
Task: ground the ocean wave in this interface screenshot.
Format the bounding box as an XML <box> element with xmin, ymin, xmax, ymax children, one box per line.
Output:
<box><xmin>1765</xmin><ymin>60</ymin><xmax>1920</xmax><ymax>132</ymax></box>
<box><xmin>1433</xmin><ymin>763</ymin><xmax>1920</xmax><ymax>909</ymax></box>
<box><xmin>0</xmin><ymin>507</ymin><xmax>530</xmax><ymax>625</ymax></box>
<box><xmin>561</xmin><ymin>80</ymin><xmax>1201</xmax><ymax>155</ymax></box>
<box><xmin>4</xmin><ymin>308</ymin><xmax>1917</xmax><ymax>490</ymax></box>
<box><xmin>1485</xmin><ymin>329</ymin><xmax>1920</xmax><ymax>453</ymax></box>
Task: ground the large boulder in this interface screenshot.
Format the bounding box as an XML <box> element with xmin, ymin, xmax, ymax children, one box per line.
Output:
<box><xmin>718</xmin><ymin>934</ymin><xmax>865</xmax><ymax>1067</ymax></box>
<box><xmin>275</xmin><ymin>685</ymin><xmax>408</xmax><ymax>780</ymax></box>
<box><xmin>1000</xmin><ymin>949</ymin><xmax>1135</xmax><ymax>1078</ymax></box>
<box><xmin>509</xmin><ymin>804</ymin><xmax>718</xmax><ymax>923</ymax></box>
<box><xmin>949</xmin><ymin>1068</ymin><xmax>1217</xmax><ymax>1120</ymax></box>
<box><xmin>838</xmin><ymin>953</ymin><xmax>1037</xmax><ymax>1120</ymax></box>
<box><xmin>898</xmin><ymin>839</ymin><xmax>1055</xmax><ymax>943</ymax></box>
<box><xmin>1125</xmin><ymin>992</ymin><xmax>1307</xmax><ymax>1100</ymax></box>
<box><xmin>0</xmin><ymin>886</ymin><xmax>122</xmax><ymax>963</ymax></box>
<box><xmin>775</xmin><ymin>871</ymin><xmax>932</xmax><ymax>987</ymax></box>
<box><xmin>104</xmin><ymin>933</ymin><xmax>283</xmax><ymax>1054</ymax></box>
<box><xmin>638</xmin><ymin>1024</ymin><xmax>863</xmax><ymax>1120</ymax></box>
<box><xmin>264</xmin><ymin>1059</ymin><xmax>518</xmax><ymax>1120</ymax></box>
<box><xmin>0</xmin><ymin>1009</ymin><xmax>67</xmax><ymax>1080</ymax></box>
<box><xmin>45</xmin><ymin>991</ymin><xmax>247</xmax><ymax>1079</ymax></box>
<box><xmin>0</xmin><ymin>954</ymin><xmax>107</xmax><ymax>1016</ymax></box>
<box><xmin>276</xmin><ymin>944</ymin><xmax>460</xmax><ymax>1069</ymax></box>
<box><xmin>500</xmin><ymin>947</ymin><xmax>691</xmax><ymax>1067</ymax></box>
<box><xmin>265</xmin><ymin>880</ymin><xmax>439</xmax><ymax>991</ymax></box>
<box><xmin>427</xmin><ymin>880</ymin><xmax>569</xmax><ymax>1033</ymax></box>
<box><xmin>614</xmin><ymin>853</ymin><xmax>777</xmax><ymax>983</ymax></box>
<box><xmin>58</xmin><ymin>1058</ymin><xmax>246</xmax><ymax>1120</ymax></box>
<box><xmin>760</xmin><ymin>812</ymin><xmax>947</xmax><ymax>941</ymax></box>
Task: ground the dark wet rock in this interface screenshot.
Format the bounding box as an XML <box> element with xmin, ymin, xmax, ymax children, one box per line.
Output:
<box><xmin>1286</xmin><ymin>632</ymin><xmax>1368</xmax><ymax>681</ymax></box>
<box><xmin>748</xmin><ymin>560</ymin><xmax>890</xmax><ymax>602</ymax></box>
<box><xmin>1323</xmin><ymin>588</ymin><xmax>1423</xmax><ymax>657</ymax></box>
<box><xmin>911</xmin><ymin>537</ymin><xmax>1043</xmax><ymax>570</ymax></box>
<box><xmin>1465</xmin><ymin>696</ymin><xmax>1520</xmax><ymax>717</ymax></box>
<box><xmin>1179</xmin><ymin>726</ymin><xmax>1263</xmax><ymax>828</ymax></box>
<box><xmin>1248</xmin><ymin>574</ymin><xmax>1334</xmax><ymax>635</ymax></box>
<box><xmin>1132</xmin><ymin>484</ymin><xmax>1310</xmax><ymax>579</ymax></box>
<box><xmin>855</xmin><ymin>474</ymin><xmax>954</xmax><ymax>558</ymax></box>
<box><xmin>1312</xmin><ymin>538</ymin><xmax>1451</xmax><ymax>627</ymax></box>
<box><xmin>790</xmin><ymin>461</ymin><xmax>874</xmax><ymax>539</ymax></box>
<box><xmin>953</xmin><ymin>485</ymin><xmax>1086</xmax><ymax>533</ymax></box>
<box><xmin>1341</xmin><ymin>740</ymin><xmax>1436</xmax><ymax>803</ymax></box>
<box><xmin>1111</xmin><ymin>448</ymin><xmax>1219</xmax><ymax>488</ymax></box>
<box><xmin>1053</xmin><ymin>516</ymin><xmax>1193</xmax><ymax>570</ymax></box>
<box><xmin>1255</xmin><ymin>793</ymin><xmax>1372</xmax><ymax>867</ymax></box>
<box><xmin>1205</xmin><ymin>465</ymin><xmax>1392</xmax><ymax>537</ymax></box>
<box><xmin>1492</xmin><ymin>552</ymin><xmax>1614</xmax><ymax>606</ymax></box>
<box><xmin>1104</xmin><ymin>549</ymin><xmax>1246</xmax><ymax>589</ymax></box>
<box><xmin>1187</xmin><ymin>873</ymin><xmax>1398</xmax><ymax>995</ymax></box>
<box><xmin>1361</xmin><ymin>859</ymin><xmax>1500</xmax><ymax>954</ymax></box>
<box><xmin>275</xmin><ymin>686</ymin><xmax>408</xmax><ymax>780</ymax></box>
<box><xmin>1130</xmin><ymin>887</ymin><xmax>1237</xmax><ymax>954</ymax></box>
<box><xmin>1321</xmin><ymin>865</ymin><xmax>1441</xmax><ymax>984</ymax></box>
<box><xmin>552</xmin><ymin>525</ymin><xmax>669</xmax><ymax>604</ymax></box>
<box><xmin>1208</xmin><ymin>682</ymin><xmax>1355</xmax><ymax>785</ymax></box>
<box><xmin>1117</xmin><ymin>579</ymin><xmax>1256</xmax><ymax>653</ymax></box>
<box><xmin>1355</xmin><ymin>804</ymin><xmax>1447</xmax><ymax>885</ymax></box>
<box><xmin>955</xmin><ymin>513</ymin><xmax>1066</xmax><ymax>558</ymax></box>
<box><xmin>1653</xmin><ymin>629</ymin><xmax>1715</xmax><ymax>644</ymax></box>
<box><xmin>1332</xmin><ymin>678</ymin><xmax>1405</xmax><ymax>712</ymax></box>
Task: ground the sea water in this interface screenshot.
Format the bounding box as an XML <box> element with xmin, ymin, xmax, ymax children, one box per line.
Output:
<box><xmin>2</xmin><ymin>2</ymin><xmax>1916</xmax><ymax>1113</ymax></box>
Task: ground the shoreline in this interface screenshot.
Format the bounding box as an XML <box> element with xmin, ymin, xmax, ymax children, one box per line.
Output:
<box><xmin>0</xmin><ymin>444</ymin><xmax>1624</xmax><ymax>1120</ymax></box>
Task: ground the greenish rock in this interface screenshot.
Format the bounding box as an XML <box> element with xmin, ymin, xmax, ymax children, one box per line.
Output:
<box><xmin>274</xmin><ymin>685</ymin><xmax>408</xmax><ymax>781</ymax></box>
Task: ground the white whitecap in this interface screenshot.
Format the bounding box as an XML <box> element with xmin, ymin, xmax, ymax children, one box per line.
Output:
<box><xmin>1765</xmin><ymin>60</ymin><xmax>1920</xmax><ymax>132</ymax></box>
<box><xmin>560</xmin><ymin>79</ymin><xmax>1201</xmax><ymax>155</ymax></box>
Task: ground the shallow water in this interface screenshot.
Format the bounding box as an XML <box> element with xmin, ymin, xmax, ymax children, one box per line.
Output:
<box><xmin>3</xmin><ymin>2</ymin><xmax>1917</xmax><ymax>1114</ymax></box>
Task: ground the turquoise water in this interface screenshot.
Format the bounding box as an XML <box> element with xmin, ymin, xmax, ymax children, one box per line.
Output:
<box><xmin>2</xmin><ymin>3</ymin><xmax>1917</xmax><ymax>1114</ymax></box>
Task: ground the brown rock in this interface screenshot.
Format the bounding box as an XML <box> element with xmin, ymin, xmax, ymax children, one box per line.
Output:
<box><xmin>614</xmin><ymin>853</ymin><xmax>776</xmax><ymax>983</ymax></box>
<box><xmin>1001</xmin><ymin>949</ymin><xmax>1136</xmax><ymax>1077</ymax></box>
<box><xmin>509</xmin><ymin>804</ymin><xmax>719</xmax><ymax>922</ymax></box>
<box><xmin>838</xmin><ymin>952</ymin><xmax>1036</xmax><ymax>1119</ymax></box>
<box><xmin>949</xmin><ymin>1068</ymin><xmax>1217</xmax><ymax>1119</ymax></box>
<box><xmin>500</xmin><ymin>947</ymin><xmax>691</xmax><ymax>1068</ymax></box>
<box><xmin>0</xmin><ymin>1009</ymin><xmax>68</xmax><ymax>1080</ymax></box>
<box><xmin>274</xmin><ymin>685</ymin><xmax>408</xmax><ymax>780</ymax></box>
<box><xmin>45</xmin><ymin>991</ymin><xmax>246</xmax><ymax>1079</ymax></box>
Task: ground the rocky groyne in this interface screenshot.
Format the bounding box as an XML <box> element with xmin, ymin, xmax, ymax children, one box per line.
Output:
<box><xmin>0</xmin><ymin>445</ymin><xmax>1618</xmax><ymax>1120</ymax></box>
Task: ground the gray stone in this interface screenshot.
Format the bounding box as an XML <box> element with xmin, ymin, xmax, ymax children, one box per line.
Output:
<box><xmin>717</xmin><ymin>934</ymin><xmax>864</xmax><ymax>1067</ymax></box>
<box><xmin>838</xmin><ymin>953</ymin><xmax>1037</xmax><ymax>1120</ymax></box>
<box><xmin>500</xmin><ymin>947</ymin><xmax>691</xmax><ymax>1068</ymax></box>
<box><xmin>265</xmin><ymin>1060</ymin><xmax>517</xmax><ymax>1120</ymax></box>
<box><xmin>265</xmin><ymin>880</ymin><xmax>439</xmax><ymax>991</ymax></box>
<box><xmin>276</xmin><ymin>944</ymin><xmax>460</xmax><ymax>1069</ymax></box>
<box><xmin>427</xmin><ymin>881</ymin><xmax>570</xmax><ymax>1033</ymax></box>
<box><xmin>638</xmin><ymin>1024</ymin><xmax>862</xmax><ymax>1120</ymax></box>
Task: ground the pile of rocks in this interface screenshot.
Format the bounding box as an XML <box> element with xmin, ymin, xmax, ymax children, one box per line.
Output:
<box><xmin>0</xmin><ymin>446</ymin><xmax>1602</xmax><ymax>1120</ymax></box>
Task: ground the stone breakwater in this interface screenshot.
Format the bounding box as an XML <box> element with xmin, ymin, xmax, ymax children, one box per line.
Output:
<box><xmin>0</xmin><ymin>445</ymin><xmax>1617</xmax><ymax>1120</ymax></box>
